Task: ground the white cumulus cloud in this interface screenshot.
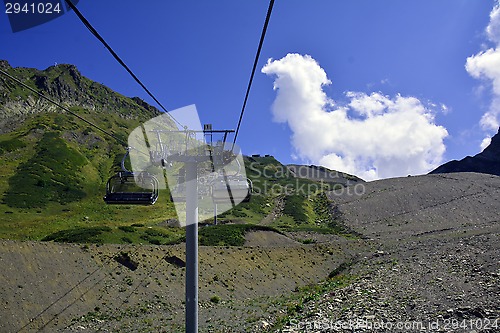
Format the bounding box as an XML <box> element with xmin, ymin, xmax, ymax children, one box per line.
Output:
<box><xmin>466</xmin><ymin>1</ymin><xmax>500</xmax><ymax>136</ymax></box>
<box><xmin>262</xmin><ymin>53</ymin><xmax>448</xmax><ymax>181</ymax></box>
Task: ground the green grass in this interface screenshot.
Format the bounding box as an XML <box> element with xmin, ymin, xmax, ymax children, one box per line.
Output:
<box><xmin>312</xmin><ymin>192</ymin><xmax>332</xmax><ymax>224</ymax></box>
<box><xmin>199</xmin><ymin>224</ymin><xmax>282</xmax><ymax>246</ymax></box>
<box><xmin>270</xmin><ymin>274</ymin><xmax>355</xmax><ymax>331</ymax></box>
<box><xmin>42</xmin><ymin>224</ymin><xmax>185</xmax><ymax>245</ymax></box>
<box><xmin>40</xmin><ymin>223</ymin><xmax>283</xmax><ymax>246</ymax></box>
<box><xmin>216</xmin><ymin>188</ymin><xmax>273</xmax><ymax>224</ymax></box>
<box><xmin>118</xmin><ymin>225</ymin><xmax>136</xmax><ymax>233</ymax></box>
<box><xmin>283</xmin><ymin>194</ymin><xmax>308</xmax><ymax>223</ymax></box>
<box><xmin>0</xmin><ymin>137</ymin><xmax>26</xmax><ymax>154</ymax></box>
<box><xmin>41</xmin><ymin>226</ymin><xmax>112</xmax><ymax>243</ymax></box>
<box><xmin>0</xmin><ymin>189</ymin><xmax>179</xmax><ymax>242</ymax></box>
<box><xmin>3</xmin><ymin>131</ymin><xmax>87</xmax><ymax>208</ymax></box>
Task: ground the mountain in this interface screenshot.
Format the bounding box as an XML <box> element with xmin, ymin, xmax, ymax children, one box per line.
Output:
<box><xmin>0</xmin><ymin>60</ymin><xmax>183</xmax><ymax>241</ymax></box>
<box><xmin>0</xmin><ymin>61</ymin><xmax>359</xmax><ymax>243</ymax></box>
<box><xmin>1</xmin><ymin>62</ymin><xmax>498</xmax><ymax>332</ymax></box>
<box><xmin>286</xmin><ymin>164</ymin><xmax>364</xmax><ymax>186</ymax></box>
<box><xmin>430</xmin><ymin>127</ymin><xmax>500</xmax><ymax>176</ymax></box>
<box><xmin>0</xmin><ymin>60</ymin><xmax>165</xmax><ymax>134</ymax></box>
<box><xmin>0</xmin><ymin>60</ymin><xmax>173</xmax><ymax>208</ymax></box>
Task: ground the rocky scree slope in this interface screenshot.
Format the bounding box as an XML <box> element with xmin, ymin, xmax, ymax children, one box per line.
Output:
<box><xmin>279</xmin><ymin>172</ymin><xmax>499</xmax><ymax>332</ymax></box>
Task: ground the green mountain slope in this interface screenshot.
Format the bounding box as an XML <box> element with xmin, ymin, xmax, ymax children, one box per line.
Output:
<box><xmin>5</xmin><ymin>131</ymin><xmax>87</xmax><ymax>208</ymax></box>
<box><xmin>0</xmin><ymin>61</ymin><xmax>361</xmax><ymax>244</ymax></box>
<box><xmin>0</xmin><ymin>61</ymin><xmax>178</xmax><ymax>241</ymax></box>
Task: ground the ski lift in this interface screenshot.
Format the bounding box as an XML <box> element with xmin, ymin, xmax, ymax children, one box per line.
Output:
<box><xmin>169</xmin><ymin>167</ymin><xmax>186</xmax><ymax>202</ymax></box>
<box><xmin>169</xmin><ymin>168</ymin><xmax>211</xmax><ymax>202</ymax></box>
<box><xmin>209</xmin><ymin>145</ymin><xmax>252</xmax><ymax>204</ymax></box>
<box><xmin>211</xmin><ymin>175</ymin><xmax>252</xmax><ymax>204</ymax></box>
<box><xmin>103</xmin><ymin>149</ymin><xmax>159</xmax><ymax>205</ymax></box>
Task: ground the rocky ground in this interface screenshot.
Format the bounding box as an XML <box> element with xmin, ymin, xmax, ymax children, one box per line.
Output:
<box><xmin>0</xmin><ymin>234</ymin><xmax>364</xmax><ymax>333</ymax></box>
<box><xmin>280</xmin><ymin>172</ymin><xmax>499</xmax><ymax>333</ymax></box>
<box><xmin>1</xmin><ymin>172</ymin><xmax>498</xmax><ymax>332</ymax></box>
<box><xmin>280</xmin><ymin>227</ymin><xmax>499</xmax><ymax>333</ymax></box>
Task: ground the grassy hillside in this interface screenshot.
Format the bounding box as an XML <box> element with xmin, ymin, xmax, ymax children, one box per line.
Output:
<box><xmin>219</xmin><ymin>155</ymin><xmax>355</xmax><ymax>231</ymax></box>
<box><xmin>0</xmin><ymin>61</ymin><xmax>179</xmax><ymax>242</ymax></box>
<box><xmin>5</xmin><ymin>131</ymin><xmax>87</xmax><ymax>208</ymax></box>
<box><xmin>0</xmin><ymin>61</ymin><xmax>360</xmax><ymax>245</ymax></box>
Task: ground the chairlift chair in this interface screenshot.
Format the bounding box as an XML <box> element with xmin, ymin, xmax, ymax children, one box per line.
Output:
<box><xmin>103</xmin><ymin>149</ymin><xmax>160</xmax><ymax>205</ymax></box>
<box><xmin>211</xmin><ymin>176</ymin><xmax>252</xmax><ymax>204</ymax></box>
<box><xmin>169</xmin><ymin>173</ymin><xmax>212</xmax><ymax>203</ymax></box>
<box><xmin>104</xmin><ymin>171</ymin><xmax>159</xmax><ymax>205</ymax></box>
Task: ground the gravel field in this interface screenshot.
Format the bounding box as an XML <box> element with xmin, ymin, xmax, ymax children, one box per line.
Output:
<box><xmin>280</xmin><ymin>172</ymin><xmax>499</xmax><ymax>333</ymax></box>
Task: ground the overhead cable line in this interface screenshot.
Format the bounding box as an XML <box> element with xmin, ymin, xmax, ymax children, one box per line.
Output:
<box><xmin>232</xmin><ymin>0</ymin><xmax>275</xmax><ymax>146</ymax></box>
<box><xmin>64</xmin><ymin>0</ymin><xmax>184</xmax><ymax>129</ymax></box>
<box><xmin>0</xmin><ymin>68</ymin><xmax>128</xmax><ymax>147</ymax></box>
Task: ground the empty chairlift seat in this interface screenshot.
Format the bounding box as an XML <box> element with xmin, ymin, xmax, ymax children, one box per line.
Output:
<box><xmin>104</xmin><ymin>171</ymin><xmax>159</xmax><ymax>205</ymax></box>
<box><xmin>211</xmin><ymin>176</ymin><xmax>252</xmax><ymax>204</ymax></box>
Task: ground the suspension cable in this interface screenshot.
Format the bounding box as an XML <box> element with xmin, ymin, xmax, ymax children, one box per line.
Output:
<box><xmin>232</xmin><ymin>0</ymin><xmax>275</xmax><ymax>146</ymax></box>
<box><xmin>0</xmin><ymin>68</ymin><xmax>128</xmax><ymax>147</ymax></box>
<box><xmin>64</xmin><ymin>0</ymin><xmax>184</xmax><ymax>129</ymax></box>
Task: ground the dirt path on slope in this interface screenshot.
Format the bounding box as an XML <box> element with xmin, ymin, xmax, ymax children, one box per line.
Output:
<box><xmin>260</xmin><ymin>194</ymin><xmax>285</xmax><ymax>225</ymax></box>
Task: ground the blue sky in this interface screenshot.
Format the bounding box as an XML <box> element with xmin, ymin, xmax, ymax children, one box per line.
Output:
<box><xmin>1</xmin><ymin>0</ymin><xmax>499</xmax><ymax>180</ymax></box>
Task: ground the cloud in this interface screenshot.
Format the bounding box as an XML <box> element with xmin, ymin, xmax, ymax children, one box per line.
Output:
<box><xmin>262</xmin><ymin>53</ymin><xmax>448</xmax><ymax>181</ymax></box>
<box><xmin>466</xmin><ymin>1</ymin><xmax>500</xmax><ymax>135</ymax></box>
<box><xmin>487</xmin><ymin>1</ymin><xmax>500</xmax><ymax>44</ymax></box>
<box><xmin>480</xmin><ymin>136</ymin><xmax>492</xmax><ymax>151</ymax></box>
